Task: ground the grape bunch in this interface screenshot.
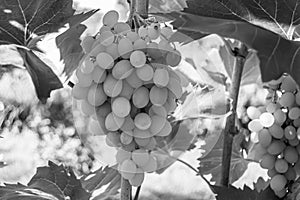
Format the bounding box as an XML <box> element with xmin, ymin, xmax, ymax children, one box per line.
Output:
<box><xmin>247</xmin><ymin>75</ymin><xmax>300</xmax><ymax>197</ymax></box>
<box><xmin>71</xmin><ymin>10</ymin><xmax>183</xmax><ymax>187</ymax></box>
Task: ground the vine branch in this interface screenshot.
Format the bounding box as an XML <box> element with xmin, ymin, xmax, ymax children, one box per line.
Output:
<box><xmin>220</xmin><ymin>43</ymin><xmax>248</xmax><ymax>186</ymax></box>
<box><xmin>121</xmin><ymin>178</ymin><xmax>132</xmax><ymax>200</ymax></box>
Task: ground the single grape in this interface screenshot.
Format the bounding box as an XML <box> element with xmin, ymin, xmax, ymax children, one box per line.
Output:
<box><xmin>96</xmin><ymin>101</ymin><xmax>111</xmax><ymax>118</ymax></box>
<box><xmin>102</xmin><ymin>10</ymin><xmax>119</xmax><ymax>28</ymax></box>
<box><xmin>278</xmin><ymin>92</ymin><xmax>295</xmax><ymax>107</ymax></box>
<box><xmin>106</xmin><ymin>132</ymin><xmax>121</xmax><ymax>147</ymax></box>
<box><xmin>259</xmin><ymin>112</ymin><xmax>275</xmax><ymax>127</ymax></box>
<box><xmin>288</xmin><ymin>137</ymin><xmax>299</xmax><ymax>146</ymax></box>
<box><xmin>103</xmin><ymin>75</ymin><xmax>123</xmax><ymax>97</ymax></box>
<box><xmin>158</xmin><ymin>40</ymin><xmax>173</xmax><ymax>55</ymax></box>
<box><xmin>167</xmin><ymin>77</ymin><xmax>182</xmax><ymax>99</ymax></box>
<box><xmin>129</xmin><ymin>168</ymin><xmax>145</xmax><ymax>187</ymax></box>
<box><xmin>122</xmin><ymin>140</ymin><xmax>137</xmax><ymax>152</ymax></box>
<box><xmin>120</xmin><ymin>116</ymin><xmax>135</xmax><ymax>132</ymax></box>
<box><xmin>284</xmin><ymin>125</ymin><xmax>296</xmax><ymax>140</ymax></box>
<box><xmin>119</xmin><ymin>80</ymin><xmax>134</xmax><ymax>99</ymax></box>
<box><xmin>81</xmin><ymin>36</ymin><xmax>95</xmax><ymax>53</ymax></box>
<box><xmin>147</xmin><ymin>42</ymin><xmax>162</xmax><ymax>59</ymax></box>
<box><xmin>87</xmin><ymin>84</ymin><xmax>107</xmax><ymax>106</ymax></box>
<box><xmin>134</xmin><ymin>113</ymin><xmax>152</xmax><ymax>130</ymax></box>
<box><xmin>130</xmin><ymin>50</ymin><xmax>147</xmax><ymax>68</ymax></box>
<box><xmin>134</xmin><ymin>137</ymin><xmax>151</xmax><ymax>147</ymax></box>
<box><xmin>97</xmin><ymin>31</ymin><xmax>115</xmax><ymax>46</ymax></box>
<box><xmin>274</xmin><ymin>188</ymin><xmax>287</xmax><ymax>198</ymax></box>
<box><xmin>166</xmin><ymin>50</ymin><xmax>181</xmax><ymax>67</ymax></box>
<box><xmin>153</xmin><ymin>68</ymin><xmax>169</xmax><ymax>87</ymax></box>
<box><xmin>120</xmin><ymin>132</ymin><xmax>133</xmax><ymax>145</ymax></box>
<box><xmin>246</xmin><ymin>106</ymin><xmax>261</xmax><ymax>120</ymax></box>
<box><xmin>116</xmin><ymin>148</ymin><xmax>132</xmax><ymax>164</ymax></box>
<box><xmin>288</xmin><ymin>107</ymin><xmax>300</xmax><ymax>120</ymax></box>
<box><xmin>136</xmin><ymin>64</ymin><xmax>154</xmax><ymax>81</ymax></box>
<box><xmin>132</xmin><ymin>149</ymin><xmax>150</xmax><ymax>167</ymax></box>
<box><xmin>81</xmin><ymin>57</ymin><xmax>96</xmax><ymax>74</ymax></box>
<box><xmin>284</xmin><ymin>146</ymin><xmax>298</xmax><ymax>163</ymax></box>
<box><xmin>133</xmin><ymin>39</ymin><xmax>147</xmax><ymax>51</ymax></box>
<box><xmin>118</xmin><ymin>38</ymin><xmax>133</xmax><ymax>58</ymax></box>
<box><xmin>120</xmin><ymin>159</ymin><xmax>137</xmax><ymax>179</ymax></box>
<box><xmin>293</xmin><ymin>118</ymin><xmax>300</xmax><ymax>127</ymax></box>
<box><xmin>149</xmin><ymin>105</ymin><xmax>167</xmax><ymax>118</ymax></box>
<box><xmin>105</xmin><ymin>112</ymin><xmax>125</xmax><ymax>131</ymax></box>
<box><xmin>89</xmin><ymin>44</ymin><xmax>106</xmax><ymax>57</ymax></box>
<box><xmin>147</xmin><ymin>23</ymin><xmax>160</xmax><ymax>40</ymax></box>
<box><xmin>76</xmin><ymin>69</ymin><xmax>93</xmax><ymax>87</ymax></box>
<box><xmin>150</xmin><ymin>86</ymin><xmax>168</xmax><ymax>106</ymax></box>
<box><xmin>112</xmin><ymin>60</ymin><xmax>134</xmax><ymax>80</ymax></box>
<box><xmin>96</xmin><ymin>52</ymin><xmax>114</xmax><ymax>69</ymax></box>
<box><xmin>144</xmin><ymin>137</ymin><xmax>157</xmax><ymax>150</ymax></box>
<box><xmin>267</xmin><ymin>140</ymin><xmax>286</xmax><ymax>155</ymax></box>
<box><xmin>132</xmin><ymin>86</ymin><xmax>149</xmax><ymax>108</ymax></box>
<box><xmin>126</xmin><ymin>70</ymin><xmax>143</xmax><ymax>89</ymax></box>
<box><xmin>267</xmin><ymin>168</ymin><xmax>277</xmax><ymax>178</ymax></box>
<box><xmin>138</xmin><ymin>26</ymin><xmax>148</xmax><ymax>38</ymax></box>
<box><xmin>113</xmin><ymin>22</ymin><xmax>131</xmax><ymax>34</ymax></box>
<box><xmin>156</xmin><ymin>120</ymin><xmax>172</xmax><ymax>136</ymax></box>
<box><xmin>248</xmin><ymin>119</ymin><xmax>263</xmax><ymax>133</ymax></box>
<box><xmin>92</xmin><ymin>66</ymin><xmax>107</xmax><ymax>83</ymax></box>
<box><xmin>266</xmin><ymin>102</ymin><xmax>280</xmax><ymax>113</ymax></box>
<box><xmin>149</xmin><ymin>115</ymin><xmax>166</xmax><ymax>135</ymax></box>
<box><xmin>257</xmin><ymin>128</ymin><xmax>272</xmax><ymax>147</ymax></box>
<box><xmin>280</xmin><ymin>75</ymin><xmax>297</xmax><ymax>92</ymax></box>
<box><xmin>127</xmin><ymin>31</ymin><xmax>140</xmax><ymax>42</ymax></box>
<box><xmin>72</xmin><ymin>84</ymin><xmax>88</xmax><ymax>100</ymax></box>
<box><xmin>160</xmin><ymin>26</ymin><xmax>173</xmax><ymax>39</ymax></box>
<box><xmin>133</xmin><ymin>128</ymin><xmax>152</xmax><ymax>139</ymax></box>
<box><xmin>268</xmin><ymin>123</ymin><xmax>284</xmax><ymax>139</ymax></box>
<box><xmin>275</xmin><ymin>158</ymin><xmax>289</xmax><ymax>173</ymax></box>
<box><xmin>112</xmin><ymin>97</ymin><xmax>131</xmax><ymax>118</ymax></box>
<box><xmin>273</xmin><ymin>109</ymin><xmax>286</xmax><ymax>125</ymax></box>
<box><xmin>260</xmin><ymin>154</ymin><xmax>276</xmax><ymax>169</ymax></box>
<box><xmin>99</xmin><ymin>25</ymin><xmax>111</xmax><ymax>34</ymax></box>
<box><xmin>106</xmin><ymin>43</ymin><xmax>119</xmax><ymax>59</ymax></box>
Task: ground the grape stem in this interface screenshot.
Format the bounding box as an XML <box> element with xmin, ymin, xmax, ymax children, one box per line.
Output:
<box><xmin>220</xmin><ymin>42</ymin><xmax>248</xmax><ymax>186</ymax></box>
<box><xmin>121</xmin><ymin>178</ymin><xmax>132</xmax><ymax>200</ymax></box>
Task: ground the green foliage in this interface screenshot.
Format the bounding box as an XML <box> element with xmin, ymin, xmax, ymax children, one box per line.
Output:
<box><xmin>0</xmin><ymin>0</ymin><xmax>97</xmax><ymax>101</ymax></box>
<box><xmin>198</xmin><ymin>130</ymin><xmax>249</xmax><ymax>184</ymax></box>
<box><xmin>211</xmin><ymin>185</ymin><xmax>279</xmax><ymax>200</ymax></box>
<box><xmin>163</xmin><ymin>0</ymin><xmax>300</xmax><ymax>86</ymax></box>
<box><xmin>0</xmin><ymin>161</ymin><xmax>91</xmax><ymax>200</ymax></box>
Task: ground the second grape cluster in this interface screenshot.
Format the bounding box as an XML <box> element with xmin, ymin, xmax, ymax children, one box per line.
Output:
<box><xmin>247</xmin><ymin>75</ymin><xmax>300</xmax><ymax>197</ymax></box>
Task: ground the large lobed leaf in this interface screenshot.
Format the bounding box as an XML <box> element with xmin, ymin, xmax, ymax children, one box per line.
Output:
<box><xmin>0</xmin><ymin>161</ymin><xmax>91</xmax><ymax>200</ymax></box>
<box><xmin>164</xmin><ymin>0</ymin><xmax>300</xmax><ymax>86</ymax></box>
<box><xmin>211</xmin><ymin>185</ymin><xmax>279</xmax><ymax>200</ymax></box>
<box><xmin>0</xmin><ymin>0</ymin><xmax>97</xmax><ymax>101</ymax></box>
<box><xmin>198</xmin><ymin>130</ymin><xmax>248</xmax><ymax>184</ymax></box>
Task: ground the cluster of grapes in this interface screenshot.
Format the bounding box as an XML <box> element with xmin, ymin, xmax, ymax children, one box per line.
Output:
<box><xmin>247</xmin><ymin>75</ymin><xmax>300</xmax><ymax>197</ymax></box>
<box><xmin>71</xmin><ymin>10</ymin><xmax>182</xmax><ymax>186</ymax></box>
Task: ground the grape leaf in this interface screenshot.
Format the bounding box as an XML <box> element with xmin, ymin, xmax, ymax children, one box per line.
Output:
<box><xmin>0</xmin><ymin>0</ymin><xmax>74</xmax><ymax>45</ymax></box>
<box><xmin>198</xmin><ymin>131</ymin><xmax>248</xmax><ymax>184</ymax></box>
<box><xmin>56</xmin><ymin>9</ymin><xmax>99</xmax><ymax>78</ymax></box>
<box><xmin>81</xmin><ymin>165</ymin><xmax>120</xmax><ymax>193</ymax></box>
<box><xmin>219</xmin><ymin>39</ymin><xmax>262</xmax><ymax>86</ymax></box>
<box><xmin>28</xmin><ymin>161</ymin><xmax>91</xmax><ymax>200</ymax></box>
<box><xmin>173</xmin><ymin>85</ymin><xmax>231</xmax><ymax>120</ymax></box>
<box><xmin>0</xmin><ymin>183</ymin><xmax>59</xmax><ymax>200</ymax></box>
<box><xmin>162</xmin><ymin>0</ymin><xmax>300</xmax><ymax>85</ymax></box>
<box><xmin>211</xmin><ymin>185</ymin><xmax>279</xmax><ymax>200</ymax></box>
<box><xmin>17</xmin><ymin>48</ymin><xmax>62</xmax><ymax>103</ymax></box>
<box><xmin>149</xmin><ymin>0</ymin><xmax>187</xmax><ymax>13</ymax></box>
